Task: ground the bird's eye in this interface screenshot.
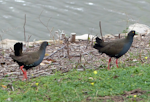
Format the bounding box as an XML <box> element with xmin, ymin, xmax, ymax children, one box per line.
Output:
<box><xmin>132</xmin><ymin>31</ymin><xmax>135</xmax><ymax>33</ymax></box>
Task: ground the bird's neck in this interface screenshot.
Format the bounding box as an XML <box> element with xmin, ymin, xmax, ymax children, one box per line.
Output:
<box><xmin>32</xmin><ymin>47</ymin><xmax>46</xmax><ymax>66</ymax></box>
<box><xmin>126</xmin><ymin>35</ymin><xmax>134</xmax><ymax>42</ymax></box>
<box><xmin>38</xmin><ymin>46</ymin><xmax>46</xmax><ymax>57</ymax></box>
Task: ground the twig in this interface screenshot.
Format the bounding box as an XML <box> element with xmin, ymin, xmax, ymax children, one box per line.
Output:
<box><xmin>0</xmin><ymin>34</ymin><xmax>4</xmax><ymax>49</ymax></box>
<box><xmin>99</xmin><ymin>21</ymin><xmax>103</xmax><ymax>41</ymax></box>
<box><xmin>0</xmin><ymin>34</ymin><xmax>3</xmax><ymax>41</ymax></box>
<box><xmin>25</xmin><ymin>35</ymin><xmax>32</xmax><ymax>48</ymax></box>
<box><xmin>27</xmin><ymin>35</ymin><xmax>32</xmax><ymax>43</ymax></box>
<box><xmin>59</xmin><ymin>50</ymin><xmax>95</xmax><ymax>58</ymax></box>
<box><xmin>79</xmin><ymin>53</ymin><xmax>81</xmax><ymax>63</ymax></box>
<box><xmin>119</xmin><ymin>33</ymin><xmax>121</xmax><ymax>39</ymax></box>
<box><xmin>66</xmin><ymin>38</ymin><xmax>70</xmax><ymax>60</ymax></box>
<box><xmin>44</xmin><ymin>45</ymin><xmax>66</xmax><ymax>59</ymax></box>
<box><xmin>139</xmin><ymin>53</ymin><xmax>144</xmax><ymax>63</ymax></box>
<box><xmin>23</xmin><ymin>14</ymin><xmax>26</xmax><ymax>42</ymax></box>
<box><xmin>39</xmin><ymin>10</ymin><xmax>47</xmax><ymax>27</ymax></box>
<box><xmin>10</xmin><ymin>47</ymin><xmax>14</xmax><ymax>52</ymax></box>
<box><xmin>86</xmin><ymin>34</ymin><xmax>90</xmax><ymax>49</ymax></box>
<box><xmin>38</xmin><ymin>10</ymin><xmax>54</xmax><ymax>39</ymax></box>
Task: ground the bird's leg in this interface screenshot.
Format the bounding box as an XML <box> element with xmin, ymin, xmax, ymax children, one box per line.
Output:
<box><xmin>20</xmin><ymin>65</ymin><xmax>25</xmax><ymax>80</ymax></box>
<box><xmin>24</xmin><ymin>71</ymin><xmax>27</xmax><ymax>79</ymax></box>
<box><xmin>116</xmin><ymin>59</ymin><xmax>119</xmax><ymax>68</ymax></box>
<box><xmin>20</xmin><ymin>65</ymin><xmax>28</xmax><ymax>80</ymax></box>
<box><xmin>107</xmin><ymin>58</ymin><xmax>111</xmax><ymax>70</ymax></box>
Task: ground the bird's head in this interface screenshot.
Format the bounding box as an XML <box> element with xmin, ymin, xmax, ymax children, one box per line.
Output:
<box><xmin>40</xmin><ymin>41</ymin><xmax>50</xmax><ymax>50</ymax></box>
<box><xmin>128</xmin><ymin>30</ymin><xmax>138</xmax><ymax>37</ymax></box>
<box><xmin>42</xmin><ymin>41</ymin><xmax>51</xmax><ymax>46</ymax></box>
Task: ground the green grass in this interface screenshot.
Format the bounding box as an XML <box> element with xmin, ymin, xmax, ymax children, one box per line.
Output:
<box><xmin>0</xmin><ymin>64</ymin><xmax>150</xmax><ymax>102</ymax></box>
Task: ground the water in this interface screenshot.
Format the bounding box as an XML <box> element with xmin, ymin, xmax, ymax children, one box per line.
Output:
<box><xmin>0</xmin><ymin>0</ymin><xmax>150</xmax><ymax>41</ymax></box>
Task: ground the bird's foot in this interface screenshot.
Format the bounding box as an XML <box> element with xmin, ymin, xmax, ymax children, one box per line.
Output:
<box><xmin>20</xmin><ymin>65</ymin><xmax>24</xmax><ymax>70</ymax></box>
<box><xmin>107</xmin><ymin>58</ymin><xmax>111</xmax><ymax>70</ymax></box>
<box><xmin>116</xmin><ymin>59</ymin><xmax>119</xmax><ymax>68</ymax></box>
<box><xmin>22</xmin><ymin>71</ymin><xmax>28</xmax><ymax>81</ymax></box>
<box><xmin>22</xmin><ymin>75</ymin><xmax>26</xmax><ymax>81</ymax></box>
<box><xmin>20</xmin><ymin>66</ymin><xmax>28</xmax><ymax>81</ymax></box>
<box><xmin>24</xmin><ymin>71</ymin><xmax>27</xmax><ymax>79</ymax></box>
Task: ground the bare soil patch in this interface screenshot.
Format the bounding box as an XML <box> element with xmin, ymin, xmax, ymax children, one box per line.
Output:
<box><xmin>87</xmin><ymin>89</ymin><xmax>147</xmax><ymax>102</ymax></box>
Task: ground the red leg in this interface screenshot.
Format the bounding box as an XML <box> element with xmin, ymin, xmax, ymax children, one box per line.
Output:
<box><xmin>24</xmin><ymin>71</ymin><xmax>27</xmax><ymax>79</ymax></box>
<box><xmin>116</xmin><ymin>59</ymin><xmax>119</xmax><ymax>68</ymax></box>
<box><xmin>20</xmin><ymin>65</ymin><xmax>28</xmax><ymax>80</ymax></box>
<box><xmin>107</xmin><ymin>58</ymin><xmax>111</xmax><ymax>70</ymax></box>
<box><xmin>20</xmin><ymin>65</ymin><xmax>24</xmax><ymax>72</ymax></box>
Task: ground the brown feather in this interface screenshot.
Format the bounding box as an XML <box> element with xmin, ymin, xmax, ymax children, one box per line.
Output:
<box><xmin>99</xmin><ymin>39</ymin><xmax>127</xmax><ymax>56</ymax></box>
<box><xmin>10</xmin><ymin>51</ymin><xmax>40</xmax><ymax>65</ymax></box>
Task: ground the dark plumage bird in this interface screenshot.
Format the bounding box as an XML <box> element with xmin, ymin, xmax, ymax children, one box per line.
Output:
<box><xmin>93</xmin><ymin>30</ymin><xmax>137</xmax><ymax>70</ymax></box>
<box><xmin>10</xmin><ymin>41</ymin><xmax>49</xmax><ymax>80</ymax></box>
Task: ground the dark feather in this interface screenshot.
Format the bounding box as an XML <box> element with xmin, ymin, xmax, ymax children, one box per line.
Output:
<box><xmin>93</xmin><ymin>30</ymin><xmax>136</xmax><ymax>58</ymax></box>
<box><xmin>14</xmin><ymin>42</ymin><xmax>23</xmax><ymax>56</ymax></box>
<box><xmin>10</xmin><ymin>41</ymin><xmax>48</xmax><ymax>70</ymax></box>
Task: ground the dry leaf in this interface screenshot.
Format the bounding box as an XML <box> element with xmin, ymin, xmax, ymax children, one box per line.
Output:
<box><xmin>42</xmin><ymin>60</ymin><xmax>52</xmax><ymax>64</ymax></box>
<box><xmin>2</xmin><ymin>85</ymin><xmax>7</xmax><ymax>88</ymax></box>
<box><xmin>113</xmin><ymin>75</ymin><xmax>119</xmax><ymax>79</ymax></box>
<box><xmin>0</xmin><ymin>62</ymin><xmax>5</xmax><ymax>66</ymax></box>
<box><xmin>45</xmin><ymin>53</ymin><xmax>49</xmax><ymax>56</ymax></box>
<box><xmin>46</xmin><ymin>59</ymin><xmax>56</xmax><ymax>62</ymax></box>
<box><xmin>88</xmin><ymin>77</ymin><xmax>94</xmax><ymax>80</ymax></box>
<box><xmin>40</xmin><ymin>63</ymin><xmax>45</xmax><ymax>66</ymax></box>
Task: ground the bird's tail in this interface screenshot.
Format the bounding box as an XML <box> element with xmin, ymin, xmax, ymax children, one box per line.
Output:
<box><xmin>14</xmin><ymin>42</ymin><xmax>23</xmax><ymax>56</ymax></box>
<box><xmin>93</xmin><ymin>37</ymin><xmax>104</xmax><ymax>50</ymax></box>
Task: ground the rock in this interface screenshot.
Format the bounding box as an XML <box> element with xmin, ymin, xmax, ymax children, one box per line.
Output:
<box><xmin>128</xmin><ymin>23</ymin><xmax>150</xmax><ymax>35</ymax></box>
<box><xmin>114</xmin><ymin>33</ymin><xmax>127</xmax><ymax>37</ymax></box>
<box><xmin>0</xmin><ymin>39</ymin><xmax>22</xmax><ymax>49</ymax></box>
<box><xmin>103</xmin><ymin>34</ymin><xmax>115</xmax><ymax>38</ymax></box>
<box><xmin>76</xmin><ymin>34</ymin><xmax>95</xmax><ymax>40</ymax></box>
<box><xmin>0</xmin><ymin>39</ymin><xmax>59</xmax><ymax>49</ymax></box>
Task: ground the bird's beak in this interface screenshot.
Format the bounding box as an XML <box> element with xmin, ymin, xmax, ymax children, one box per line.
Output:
<box><xmin>135</xmin><ymin>31</ymin><xmax>138</xmax><ymax>35</ymax></box>
<box><xmin>48</xmin><ymin>42</ymin><xmax>51</xmax><ymax>46</ymax></box>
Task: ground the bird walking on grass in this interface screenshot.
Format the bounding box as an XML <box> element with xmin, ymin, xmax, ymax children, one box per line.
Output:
<box><xmin>93</xmin><ymin>30</ymin><xmax>137</xmax><ymax>70</ymax></box>
<box><xmin>10</xmin><ymin>41</ymin><xmax>49</xmax><ymax>80</ymax></box>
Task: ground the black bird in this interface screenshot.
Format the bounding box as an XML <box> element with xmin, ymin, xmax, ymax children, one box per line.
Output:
<box><xmin>10</xmin><ymin>41</ymin><xmax>49</xmax><ymax>80</ymax></box>
<box><xmin>93</xmin><ymin>30</ymin><xmax>137</xmax><ymax>70</ymax></box>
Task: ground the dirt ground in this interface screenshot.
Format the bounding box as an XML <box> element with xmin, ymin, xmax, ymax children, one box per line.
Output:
<box><xmin>1</xmin><ymin>34</ymin><xmax>150</xmax><ymax>79</ymax></box>
<box><xmin>0</xmin><ymin>34</ymin><xmax>150</xmax><ymax>102</ymax></box>
<box><xmin>86</xmin><ymin>89</ymin><xmax>147</xmax><ymax>102</ymax></box>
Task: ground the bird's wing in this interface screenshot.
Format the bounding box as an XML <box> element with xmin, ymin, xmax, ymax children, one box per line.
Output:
<box><xmin>10</xmin><ymin>52</ymin><xmax>40</xmax><ymax>65</ymax></box>
<box><xmin>100</xmin><ymin>39</ymin><xmax>126</xmax><ymax>56</ymax></box>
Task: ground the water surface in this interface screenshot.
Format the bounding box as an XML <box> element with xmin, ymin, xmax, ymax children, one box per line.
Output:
<box><xmin>0</xmin><ymin>0</ymin><xmax>149</xmax><ymax>41</ymax></box>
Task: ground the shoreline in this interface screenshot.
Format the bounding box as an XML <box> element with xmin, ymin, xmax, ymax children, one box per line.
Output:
<box><xmin>0</xmin><ymin>23</ymin><xmax>150</xmax><ymax>49</ymax></box>
<box><xmin>0</xmin><ymin>33</ymin><xmax>123</xmax><ymax>49</ymax></box>
<box><xmin>0</xmin><ymin>32</ymin><xmax>145</xmax><ymax>50</ymax></box>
